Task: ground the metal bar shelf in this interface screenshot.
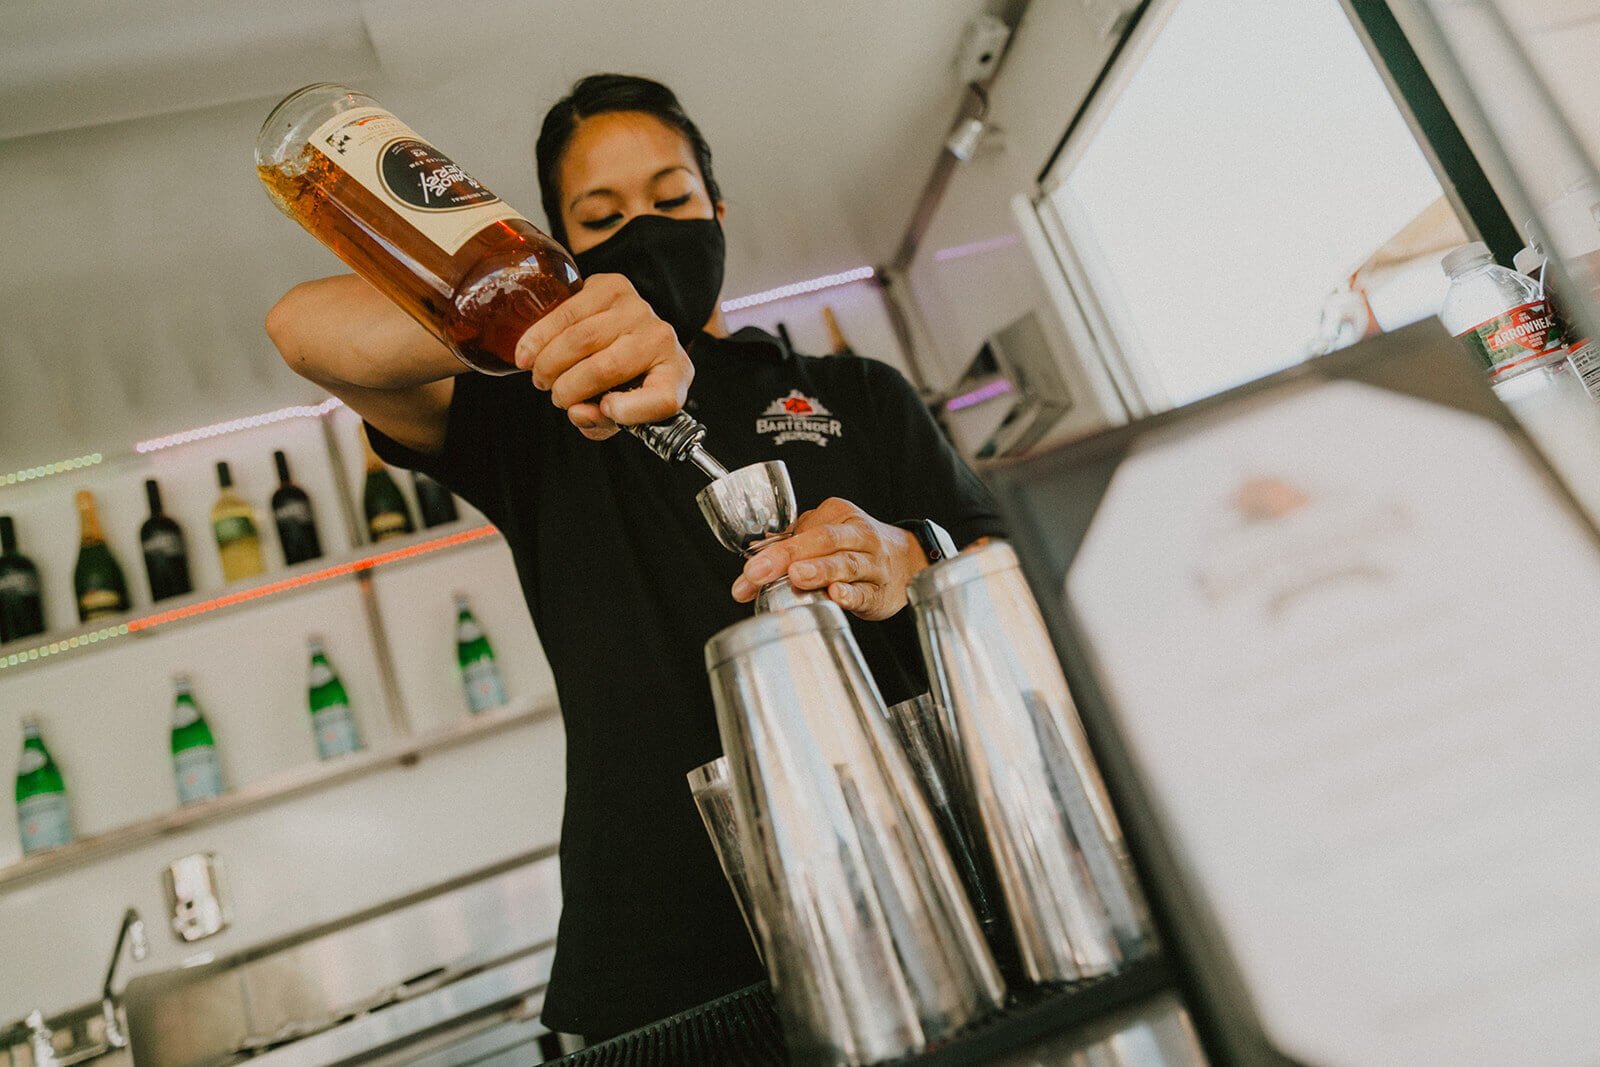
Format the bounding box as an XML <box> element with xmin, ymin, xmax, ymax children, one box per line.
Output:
<box><xmin>0</xmin><ymin>521</ymin><xmax>502</xmax><ymax>676</ymax></box>
<box><xmin>0</xmin><ymin>698</ymin><xmax>558</xmax><ymax>892</ymax></box>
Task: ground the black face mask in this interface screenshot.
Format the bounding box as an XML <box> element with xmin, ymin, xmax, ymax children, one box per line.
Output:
<box><xmin>571</xmin><ymin>215</ymin><xmax>726</xmax><ymax>346</ymax></box>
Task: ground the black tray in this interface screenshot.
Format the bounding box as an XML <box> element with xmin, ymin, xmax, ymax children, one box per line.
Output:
<box><xmin>544</xmin><ymin>956</ymin><xmax>1174</xmax><ymax>1067</ymax></box>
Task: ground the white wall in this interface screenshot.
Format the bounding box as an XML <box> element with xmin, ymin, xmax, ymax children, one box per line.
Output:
<box><xmin>724</xmin><ymin>281</ymin><xmax>911</xmax><ymax>378</ymax></box>
<box><xmin>897</xmin><ymin>0</ymin><xmax>1126</xmax><ymax>438</ymax></box>
<box><xmin>0</xmin><ymin>411</ymin><xmax>566</xmax><ymax>1023</ymax></box>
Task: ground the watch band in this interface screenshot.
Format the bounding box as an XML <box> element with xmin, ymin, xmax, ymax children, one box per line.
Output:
<box><xmin>894</xmin><ymin>519</ymin><xmax>958</xmax><ymax>564</ymax></box>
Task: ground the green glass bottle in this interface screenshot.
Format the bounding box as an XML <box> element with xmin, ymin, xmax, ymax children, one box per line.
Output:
<box><xmin>455</xmin><ymin>593</ymin><xmax>508</xmax><ymax>714</ymax></box>
<box><xmin>15</xmin><ymin>717</ymin><xmax>71</xmax><ymax>855</ymax></box>
<box><xmin>74</xmin><ymin>490</ymin><xmax>130</xmax><ymax>622</ymax></box>
<box><xmin>307</xmin><ymin>638</ymin><xmax>362</xmax><ymax>758</ymax></box>
<box><xmin>171</xmin><ymin>675</ymin><xmax>225</xmax><ymax>804</ymax></box>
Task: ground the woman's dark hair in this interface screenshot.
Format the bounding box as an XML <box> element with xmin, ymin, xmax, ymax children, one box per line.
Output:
<box><xmin>536</xmin><ymin>73</ymin><xmax>722</xmax><ymax>249</ymax></box>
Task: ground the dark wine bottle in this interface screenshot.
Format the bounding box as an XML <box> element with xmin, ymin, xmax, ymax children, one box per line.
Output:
<box><xmin>361</xmin><ymin>433</ymin><xmax>414</xmax><ymax>543</ymax></box>
<box><xmin>0</xmin><ymin>516</ymin><xmax>46</xmax><ymax>643</ymax></box>
<box><xmin>412</xmin><ymin>471</ymin><xmax>459</xmax><ymax>528</ymax></box>
<box><xmin>140</xmin><ymin>479</ymin><xmax>193</xmax><ymax>602</ymax></box>
<box><xmin>271</xmin><ymin>450</ymin><xmax>323</xmax><ymax>565</ymax></box>
<box><xmin>74</xmin><ymin>490</ymin><xmax>130</xmax><ymax>622</ymax></box>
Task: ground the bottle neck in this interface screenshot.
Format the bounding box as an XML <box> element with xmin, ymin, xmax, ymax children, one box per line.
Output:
<box><xmin>275</xmin><ymin>451</ymin><xmax>292</xmax><ymax>484</ymax></box>
<box><xmin>77</xmin><ymin>496</ymin><xmax>106</xmax><ymax>545</ymax></box>
<box><xmin>146</xmin><ymin>480</ymin><xmax>164</xmax><ymax>517</ymax></box>
<box><xmin>0</xmin><ymin>516</ymin><xmax>16</xmax><ymax>556</ymax></box>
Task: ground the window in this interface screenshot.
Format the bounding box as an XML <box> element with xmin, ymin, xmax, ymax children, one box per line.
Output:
<box><xmin>1038</xmin><ymin>0</ymin><xmax>1470</xmax><ymax>413</ymax></box>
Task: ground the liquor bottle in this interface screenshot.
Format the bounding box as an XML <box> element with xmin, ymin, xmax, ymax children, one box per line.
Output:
<box><xmin>140</xmin><ymin>479</ymin><xmax>194</xmax><ymax>602</ymax></box>
<box><xmin>171</xmin><ymin>675</ymin><xmax>225</xmax><ymax>805</ymax></box>
<box><xmin>271</xmin><ymin>450</ymin><xmax>324</xmax><ymax>565</ymax></box>
<box><xmin>255</xmin><ymin>84</ymin><xmax>712</xmax><ymax>470</ymax></box>
<box><xmin>307</xmin><ymin>638</ymin><xmax>362</xmax><ymax>758</ymax></box>
<box><xmin>361</xmin><ymin>433</ymin><xmax>415</xmax><ymax>543</ymax></box>
<box><xmin>0</xmin><ymin>516</ymin><xmax>46</xmax><ymax>643</ymax></box>
<box><xmin>15</xmin><ymin>718</ymin><xmax>71</xmax><ymax>855</ymax></box>
<box><xmin>74</xmin><ymin>490</ymin><xmax>130</xmax><ymax>622</ymax></box>
<box><xmin>822</xmin><ymin>306</ymin><xmax>854</xmax><ymax>355</ymax></box>
<box><xmin>211</xmin><ymin>462</ymin><xmax>266</xmax><ymax>583</ymax></box>
<box><xmin>455</xmin><ymin>594</ymin><xmax>508</xmax><ymax>714</ymax></box>
<box><xmin>413</xmin><ymin>471</ymin><xmax>459</xmax><ymax>528</ymax></box>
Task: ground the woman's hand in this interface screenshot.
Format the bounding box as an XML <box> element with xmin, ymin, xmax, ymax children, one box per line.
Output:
<box><xmin>731</xmin><ymin>498</ymin><xmax>929</xmax><ymax>620</ymax></box>
<box><xmin>514</xmin><ymin>273</ymin><xmax>694</xmax><ymax>440</ymax></box>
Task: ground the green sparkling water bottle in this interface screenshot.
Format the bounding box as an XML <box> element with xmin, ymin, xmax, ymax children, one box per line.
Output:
<box><xmin>307</xmin><ymin>638</ymin><xmax>362</xmax><ymax>758</ymax></box>
<box><xmin>15</xmin><ymin>717</ymin><xmax>71</xmax><ymax>854</ymax></box>
<box><xmin>455</xmin><ymin>594</ymin><xmax>508</xmax><ymax>714</ymax></box>
<box><xmin>171</xmin><ymin>675</ymin><xmax>225</xmax><ymax>804</ymax></box>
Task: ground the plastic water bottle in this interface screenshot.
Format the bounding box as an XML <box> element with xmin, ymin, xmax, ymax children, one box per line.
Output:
<box><xmin>1442</xmin><ymin>242</ymin><xmax>1600</xmax><ymax>518</ymax></box>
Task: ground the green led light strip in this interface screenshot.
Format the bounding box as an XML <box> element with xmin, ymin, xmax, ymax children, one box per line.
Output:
<box><xmin>2</xmin><ymin>624</ymin><xmax>130</xmax><ymax>670</ymax></box>
<box><xmin>2</xmin><ymin>453</ymin><xmax>106</xmax><ymax>487</ymax></box>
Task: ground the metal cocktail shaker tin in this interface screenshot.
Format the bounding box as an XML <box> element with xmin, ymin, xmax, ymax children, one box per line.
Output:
<box><xmin>687</xmin><ymin>755</ymin><xmax>763</xmax><ymax>961</ymax></box>
<box><xmin>908</xmin><ymin>541</ymin><xmax>1156</xmax><ymax>984</ymax></box>
<box><xmin>705</xmin><ymin>599</ymin><xmax>1004</xmax><ymax>1065</ymax></box>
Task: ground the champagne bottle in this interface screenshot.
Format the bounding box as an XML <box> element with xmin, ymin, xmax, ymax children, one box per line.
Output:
<box><xmin>74</xmin><ymin>490</ymin><xmax>130</xmax><ymax>622</ymax></box>
<box><xmin>271</xmin><ymin>450</ymin><xmax>324</xmax><ymax>565</ymax></box>
<box><xmin>15</xmin><ymin>717</ymin><xmax>71</xmax><ymax>855</ymax></box>
<box><xmin>822</xmin><ymin>305</ymin><xmax>853</xmax><ymax>355</ymax></box>
<box><xmin>360</xmin><ymin>433</ymin><xmax>415</xmax><ymax>543</ymax></box>
<box><xmin>413</xmin><ymin>471</ymin><xmax>459</xmax><ymax>529</ymax></box>
<box><xmin>0</xmin><ymin>516</ymin><xmax>46</xmax><ymax>643</ymax></box>
<box><xmin>307</xmin><ymin>638</ymin><xmax>362</xmax><ymax>758</ymax></box>
<box><xmin>212</xmin><ymin>462</ymin><xmax>266</xmax><ymax>583</ymax></box>
<box><xmin>171</xmin><ymin>675</ymin><xmax>225</xmax><ymax>804</ymax></box>
<box><xmin>140</xmin><ymin>479</ymin><xmax>194</xmax><ymax>602</ymax></box>
<box><xmin>455</xmin><ymin>593</ymin><xmax>508</xmax><ymax>714</ymax></box>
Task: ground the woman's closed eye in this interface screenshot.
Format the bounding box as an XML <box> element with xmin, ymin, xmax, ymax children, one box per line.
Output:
<box><xmin>654</xmin><ymin>194</ymin><xmax>692</xmax><ymax>210</ymax></box>
<box><xmin>578</xmin><ymin>212</ymin><xmax>624</xmax><ymax>232</ymax></box>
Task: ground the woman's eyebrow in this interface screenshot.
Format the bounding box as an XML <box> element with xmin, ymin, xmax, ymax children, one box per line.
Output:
<box><xmin>567</xmin><ymin>166</ymin><xmax>692</xmax><ymax>212</ymax></box>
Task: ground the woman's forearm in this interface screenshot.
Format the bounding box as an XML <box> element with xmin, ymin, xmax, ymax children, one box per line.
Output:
<box><xmin>266</xmin><ymin>273</ymin><xmax>465</xmax><ymax>391</ymax></box>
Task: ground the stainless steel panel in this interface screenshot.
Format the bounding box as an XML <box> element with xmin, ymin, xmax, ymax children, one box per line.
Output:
<box><xmin>127</xmin><ymin>853</ymin><xmax>559</xmax><ymax>1067</ymax></box>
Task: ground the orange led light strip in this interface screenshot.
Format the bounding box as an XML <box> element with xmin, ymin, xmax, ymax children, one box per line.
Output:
<box><xmin>0</xmin><ymin>526</ymin><xmax>497</xmax><ymax>670</ymax></box>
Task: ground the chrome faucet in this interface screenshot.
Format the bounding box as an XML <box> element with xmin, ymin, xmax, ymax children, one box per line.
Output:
<box><xmin>100</xmin><ymin>907</ymin><xmax>147</xmax><ymax>1050</ymax></box>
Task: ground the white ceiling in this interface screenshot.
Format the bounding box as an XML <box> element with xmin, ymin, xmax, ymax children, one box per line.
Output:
<box><xmin>0</xmin><ymin>0</ymin><xmax>996</xmax><ymax>467</ymax></box>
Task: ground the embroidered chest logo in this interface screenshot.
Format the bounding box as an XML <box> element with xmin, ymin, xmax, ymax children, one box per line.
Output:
<box><xmin>757</xmin><ymin>390</ymin><xmax>844</xmax><ymax>447</ymax></box>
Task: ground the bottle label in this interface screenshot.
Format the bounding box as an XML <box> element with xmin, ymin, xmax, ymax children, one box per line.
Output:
<box><xmin>308</xmin><ymin>662</ymin><xmax>335</xmax><ymax>687</ymax></box>
<box><xmin>310</xmin><ymin>106</ymin><xmax>525</xmax><ymax>256</ymax></box>
<box><xmin>174</xmin><ymin>745</ymin><xmax>225</xmax><ymax>803</ymax></box>
<box><xmin>18</xmin><ymin>748</ymin><xmax>46</xmax><ymax>774</ymax></box>
<box><xmin>275</xmin><ymin>500</ymin><xmax>313</xmax><ymax>524</ymax></box>
<box><xmin>17</xmin><ymin>792</ymin><xmax>71</xmax><ymax>853</ymax></box>
<box><xmin>462</xmin><ymin>658</ymin><xmax>508</xmax><ymax>714</ymax></box>
<box><xmin>213</xmin><ymin>515</ymin><xmax>258</xmax><ymax>546</ymax></box>
<box><xmin>457</xmin><ymin>618</ymin><xmax>483</xmax><ymax>641</ymax></box>
<box><xmin>143</xmin><ymin>529</ymin><xmax>185</xmax><ymax>559</ymax></box>
<box><xmin>1455</xmin><ymin>299</ymin><xmax>1568</xmax><ymax>379</ymax></box>
<box><xmin>1566</xmin><ymin>338</ymin><xmax>1600</xmax><ymax>402</ymax></box>
<box><xmin>312</xmin><ymin>704</ymin><xmax>362</xmax><ymax>758</ymax></box>
<box><xmin>173</xmin><ymin>702</ymin><xmax>200</xmax><ymax>728</ymax></box>
<box><xmin>79</xmin><ymin>588</ymin><xmax>123</xmax><ymax>619</ymax></box>
<box><xmin>0</xmin><ymin>570</ymin><xmax>40</xmax><ymax>598</ymax></box>
<box><xmin>369</xmin><ymin>512</ymin><xmax>410</xmax><ymax>540</ymax></box>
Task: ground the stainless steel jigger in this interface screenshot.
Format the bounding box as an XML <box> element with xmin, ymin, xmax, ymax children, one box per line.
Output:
<box><xmin>696</xmin><ymin>460</ymin><xmax>825</xmax><ymax>612</ymax></box>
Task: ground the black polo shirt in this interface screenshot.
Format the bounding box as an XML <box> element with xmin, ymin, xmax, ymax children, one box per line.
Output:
<box><xmin>367</xmin><ymin>326</ymin><xmax>1004</xmax><ymax>1039</ymax></box>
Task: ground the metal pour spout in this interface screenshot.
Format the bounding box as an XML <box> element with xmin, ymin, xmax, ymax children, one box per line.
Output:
<box><xmin>626</xmin><ymin>411</ymin><xmax>729</xmax><ymax>479</ymax></box>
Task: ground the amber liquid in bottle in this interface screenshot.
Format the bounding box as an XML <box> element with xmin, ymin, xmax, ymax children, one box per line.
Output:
<box><xmin>257</xmin><ymin>125</ymin><xmax>580</xmax><ymax>373</ymax></box>
<box><xmin>257</xmin><ymin>87</ymin><xmax>722</xmax><ymax>475</ymax></box>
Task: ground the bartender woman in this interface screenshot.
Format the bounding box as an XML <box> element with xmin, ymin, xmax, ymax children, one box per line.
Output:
<box><xmin>266</xmin><ymin>74</ymin><xmax>1003</xmax><ymax>1040</ymax></box>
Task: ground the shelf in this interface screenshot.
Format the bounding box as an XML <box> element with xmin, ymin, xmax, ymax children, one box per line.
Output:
<box><xmin>0</xmin><ymin>522</ymin><xmax>501</xmax><ymax>676</ymax></box>
<box><xmin>0</xmin><ymin>698</ymin><xmax>558</xmax><ymax>892</ymax></box>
